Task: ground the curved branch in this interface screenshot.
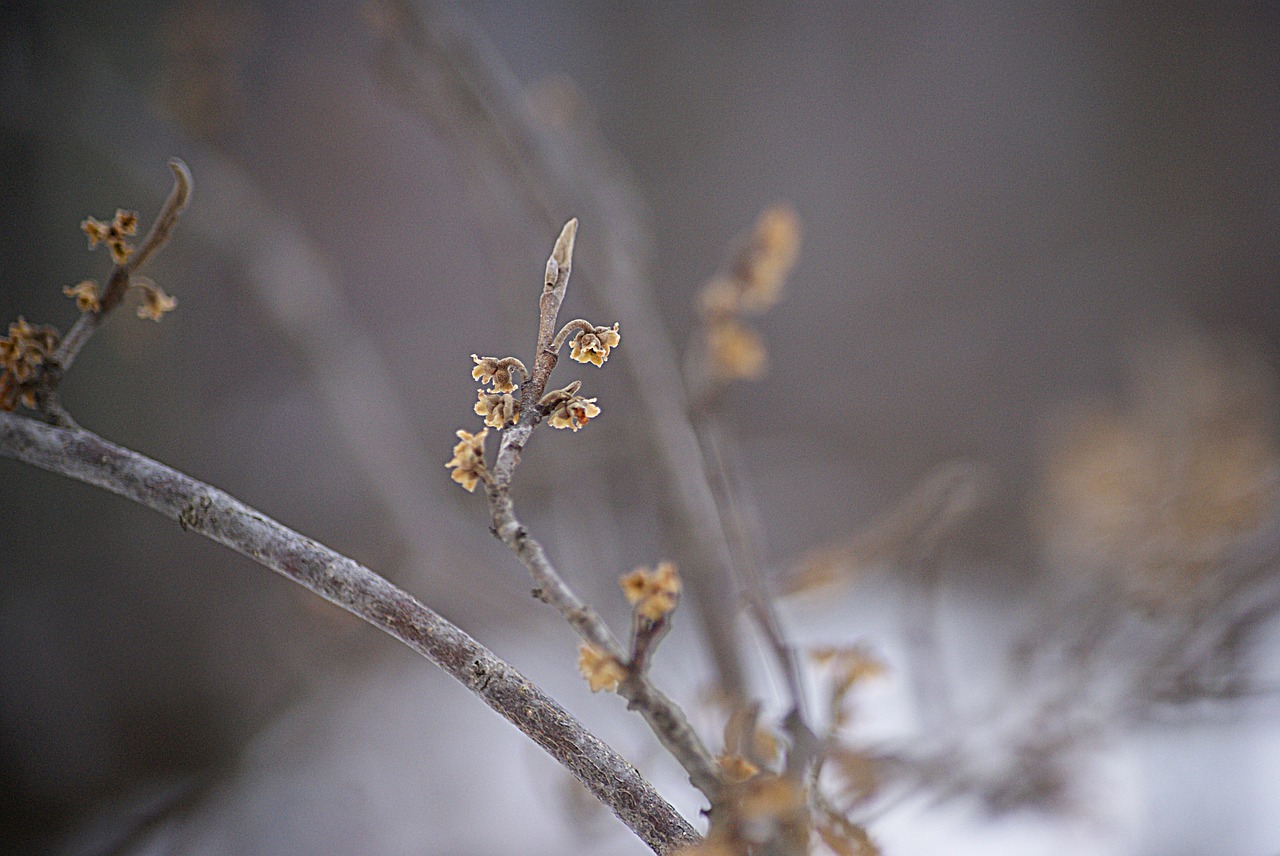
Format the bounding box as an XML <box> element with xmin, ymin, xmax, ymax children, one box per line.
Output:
<box><xmin>0</xmin><ymin>411</ymin><xmax>699</xmax><ymax>855</ymax></box>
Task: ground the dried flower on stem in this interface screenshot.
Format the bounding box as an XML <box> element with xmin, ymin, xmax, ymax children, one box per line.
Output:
<box><xmin>470</xmin><ymin>219</ymin><xmax>725</xmax><ymax>805</ymax></box>
<box><xmin>579</xmin><ymin>643</ymin><xmax>628</xmax><ymax>692</ymax></box>
<box><xmin>81</xmin><ymin>208</ymin><xmax>139</xmax><ymax>264</ymax></box>
<box><xmin>471</xmin><ymin>354</ymin><xmax>527</xmax><ymax>393</ymax></box>
<box><xmin>0</xmin><ymin>319</ymin><xmax>62</xmax><ymax>411</ymax></box>
<box><xmin>561</xmin><ymin>320</ymin><xmax>621</xmax><ymax>366</ymax></box>
<box><xmin>445</xmin><ymin>428</ymin><xmax>489</xmax><ymax>491</ymax></box>
<box><xmin>539</xmin><ymin>379</ymin><xmax>600</xmax><ymax>431</ymax></box>
<box><xmin>134</xmin><ymin>280</ymin><xmax>178</xmax><ymax>321</ymax></box>
<box><xmin>474</xmin><ymin>389</ymin><xmax>520</xmax><ymax>429</ymax></box>
<box><xmin>693</xmin><ymin>203</ymin><xmax>801</xmax><ymax>389</ymax></box>
<box><xmin>621</xmin><ymin>561</ymin><xmax>682</xmax><ymax>622</ymax></box>
<box><xmin>63</xmin><ymin>281</ymin><xmax>102</xmax><ymax>313</ymax></box>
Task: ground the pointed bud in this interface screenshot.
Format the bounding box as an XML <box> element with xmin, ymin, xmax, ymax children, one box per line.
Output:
<box><xmin>545</xmin><ymin>217</ymin><xmax>578</xmax><ymax>289</ymax></box>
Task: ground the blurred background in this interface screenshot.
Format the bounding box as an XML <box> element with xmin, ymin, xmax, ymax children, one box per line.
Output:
<box><xmin>2</xmin><ymin>1</ymin><xmax>1279</xmax><ymax>854</ymax></box>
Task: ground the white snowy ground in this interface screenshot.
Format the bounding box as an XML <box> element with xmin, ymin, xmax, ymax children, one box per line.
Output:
<box><xmin>58</xmin><ymin>573</ymin><xmax>1280</xmax><ymax>856</ymax></box>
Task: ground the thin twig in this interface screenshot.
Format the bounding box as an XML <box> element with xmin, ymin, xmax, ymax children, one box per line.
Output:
<box><xmin>372</xmin><ymin>0</ymin><xmax>750</xmax><ymax>700</ymax></box>
<box><xmin>483</xmin><ymin>221</ymin><xmax>724</xmax><ymax>802</ymax></box>
<box><xmin>0</xmin><ymin>410</ymin><xmax>699</xmax><ymax>855</ymax></box>
<box><xmin>53</xmin><ymin>159</ymin><xmax>192</xmax><ymax>373</ymax></box>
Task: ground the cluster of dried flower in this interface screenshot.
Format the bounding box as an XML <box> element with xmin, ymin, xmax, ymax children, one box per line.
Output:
<box><xmin>577</xmin><ymin>642</ymin><xmax>627</xmax><ymax>693</ymax></box>
<box><xmin>1038</xmin><ymin>336</ymin><xmax>1280</xmax><ymax>611</ymax></box>
<box><xmin>539</xmin><ymin>380</ymin><xmax>600</xmax><ymax>431</ymax></box>
<box><xmin>672</xmin><ymin>645</ymin><xmax>885</xmax><ymax>856</ymax></box>
<box><xmin>696</xmin><ymin>205</ymin><xmax>800</xmax><ymax>382</ymax></box>
<box><xmin>620</xmin><ymin>561</ymin><xmax>682</xmax><ymax>621</ymax></box>
<box><xmin>0</xmin><ymin>318</ymin><xmax>61</xmax><ymax>411</ymax></box>
<box><xmin>447</xmin><ymin>309</ymin><xmax>617</xmax><ymax>483</ymax></box>
<box><xmin>569</xmin><ymin>322</ymin><xmax>621</xmax><ymax>367</ymax></box>
<box><xmin>445</xmin><ymin>428</ymin><xmax>489</xmax><ymax>492</ymax></box>
<box><xmin>1</xmin><ymin>188</ymin><xmax>187</xmax><ymax>417</ymax></box>
<box><xmin>81</xmin><ymin>208</ymin><xmax>138</xmax><ymax>264</ymax></box>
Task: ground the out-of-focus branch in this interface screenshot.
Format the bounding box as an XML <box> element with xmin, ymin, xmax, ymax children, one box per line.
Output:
<box><xmin>0</xmin><ymin>410</ymin><xmax>699</xmax><ymax>855</ymax></box>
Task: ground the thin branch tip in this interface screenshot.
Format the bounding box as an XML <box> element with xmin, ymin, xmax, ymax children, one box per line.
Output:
<box><xmin>167</xmin><ymin>158</ymin><xmax>193</xmax><ymax>206</ymax></box>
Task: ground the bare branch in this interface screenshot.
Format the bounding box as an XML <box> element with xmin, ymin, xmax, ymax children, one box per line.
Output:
<box><xmin>482</xmin><ymin>222</ymin><xmax>724</xmax><ymax>803</ymax></box>
<box><xmin>0</xmin><ymin>411</ymin><xmax>699</xmax><ymax>855</ymax></box>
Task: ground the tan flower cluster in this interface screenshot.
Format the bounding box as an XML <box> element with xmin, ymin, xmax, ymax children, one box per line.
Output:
<box><xmin>717</xmin><ymin>753</ymin><xmax>760</xmax><ymax>784</ymax></box>
<box><xmin>81</xmin><ymin>209</ymin><xmax>138</xmax><ymax>265</ymax></box>
<box><xmin>577</xmin><ymin>643</ymin><xmax>626</xmax><ymax>692</ymax></box>
<box><xmin>62</xmin><ymin>280</ymin><xmax>101</xmax><ymax>313</ymax></box>
<box><xmin>569</xmin><ymin>322</ymin><xmax>621</xmax><ymax>367</ymax></box>
<box><xmin>733</xmin><ymin>205</ymin><xmax>801</xmax><ymax>313</ymax></box>
<box><xmin>471</xmin><ymin>354</ymin><xmax>525</xmax><ymax>394</ymax></box>
<box><xmin>706</xmin><ymin>319</ymin><xmax>767</xmax><ymax>382</ymax></box>
<box><xmin>697</xmin><ymin>204</ymin><xmax>801</xmax><ymax>383</ymax></box>
<box><xmin>135</xmin><ymin>280</ymin><xmax>178</xmax><ymax>321</ymax></box>
<box><xmin>619</xmin><ymin>560</ymin><xmax>681</xmax><ymax>621</ymax></box>
<box><xmin>677</xmin><ymin>774</ymin><xmax>812</xmax><ymax>856</ymax></box>
<box><xmin>809</xmin><ymin>645</ymin><xmax>886</xmax><ymax>728</ymax></box>
<box><xmin>474</xmin><ymin>389</ymin><xmax>520</xmax><ymax>429</ymax></box>
<box><xmin>445</xmin><ymin>428</ymin><xmax>489</xmax><ymax>492</ymax></box>
<box><xmin>539</xmin><ymin>380</ymin><xmax>600</xmax><ymax>431</ymax></box>
<box><xmin>0</xmin><ymin>317</ymin><xmax>61</xmax><ymax>411</ymax></box>
<box><xmin>1037</xmin><ymin>335</ymin><xmax>1280</xmax><ymax>611</ymax></box>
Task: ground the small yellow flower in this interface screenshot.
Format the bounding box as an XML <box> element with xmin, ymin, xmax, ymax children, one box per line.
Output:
<box><xmin>707</xmin><ymin>319</ymin><xmax>767</xmax><ymax>381</ymax></box>
<box><xmin>135</xmin><ymin>283</ymin><xmax>177</xmax><ymax>321</ymax></box>
<box><xmin>63</xmin><ymin>280</ymin><xmax>101</xmax><ymax>313</ymax></box>
<box><xmin>0</xmin><ymin>317</ymin><xmax>60</xmax><ymax>410</ymax></box>
<box><xmin>445</xmin><ymin>428</ymin><xmax>489</xmax><ymax>492</ymax></box>
<box><xmin>112</xmin><ymin>209</ymin><xmax>139</xmax><ymax>236</ymax></box>
<box><xmin>569</xmin><ymin>322</ymin><xmax>621</xmax><ymax>367</ymax></box>
<box><xmin>619</xmin><ymin>569</ymin><xmax>650</xmax><ymax>604</ymax></box>
<box><xmin>736</xmin><ymin>204</ymin><xmax>800</xmax><ymax>313</ymax></box>
<box><xmin>1</xmin><ymin>317</ymin><xmax>59</xmax><ymax>383</ymax></box>
<box><xmin>81</xmin><ymin>210</ymin><xmax>139</xmax><ymax>264</ymax></box>
<box><xmin>471</xmin><ymin>354</ymin><xmax>525</xmax><ymax>393</ymax></box>
<box><xmin>80</xmin><ymin>217</ymin><xmax>111</xmax><ymax>247</ymax></box>
<box><xmin>577</xmin><ymin>643</ymin><xmax>626</xmax><ymax>692</ymax></box>
<box><xmin>738</xmin><ymin>774</ymin><xmax>806</xmax><ymax>824</ymax></box>
<box><xmin>618</xmin><ymin>561</ymin><xmax>681</xmax><ymax>621</ymax></box>
<box><xmin>474</xmin><ymin>389</ymin><xmax>520</xmax><ymax>429</ymax></box>
<box><xmin>108</xmin><ymin>238</ymin><xmax>133</xmax><ymax>265</ymax></box>
<box><xmin>717</xmin><ymin>753</ymin><xmax>760</xmax><ymax>783</ymax></box>
<box><xmin>539</xmin><ymin>380</ymin><xmax>600</xmax><ymax>431</ymax></box>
